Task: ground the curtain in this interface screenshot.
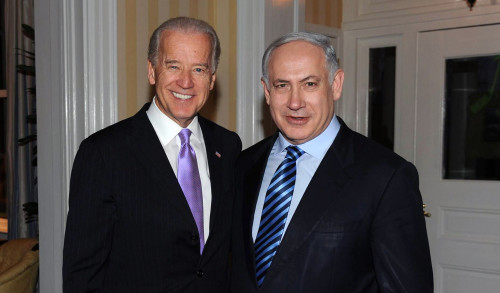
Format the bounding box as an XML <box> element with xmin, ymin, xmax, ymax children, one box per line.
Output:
<box><xmin>5</xmin><ymin>0</ymin><xmax>36</xmax><ymax>239</ymax></box>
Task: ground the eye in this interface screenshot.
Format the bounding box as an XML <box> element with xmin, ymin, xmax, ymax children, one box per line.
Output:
<box><xmin>274</xmin><ymin>83</ymin><xmax>288</xmax><ymax>89</ymax></box>
<box><xmin>194</xmin><ymin>67</ymin><xmax>205</xmax><ymax>73</ymax></box>
<box><xmin>167</xmin><ymin>65</ymin><xmax>179</xmax><ymax>70</ymax></box>
<box><xmin>305</xmin><ymin>81</ymin><xmax>317</xmax><ymax>87</ymax></box>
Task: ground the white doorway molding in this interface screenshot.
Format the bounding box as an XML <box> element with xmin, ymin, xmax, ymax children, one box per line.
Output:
<box><xmin>35</xmin><ymin>1</ymin><xmax>117</xmax><ymax>292</ymax></box>
<box><xmin>236</xmin><ymin>0</ymin><xmax>305</xmax><ymax>149</ymax></box>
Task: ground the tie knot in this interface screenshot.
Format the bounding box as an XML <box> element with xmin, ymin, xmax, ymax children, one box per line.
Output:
<box><xmin>285</xmin><ymin>145</ymin><xmax>305</xmax><ymax>161</ymax></box>
<box><xmin>179</xmin><ymin>128</ymin><xmax>192</xmax><ymax>145</ymax></box>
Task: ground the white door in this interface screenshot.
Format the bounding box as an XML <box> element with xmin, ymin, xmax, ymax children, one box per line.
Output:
<box><xmin>416</xmin><ymin>25</ymin><xmax>500</xmax><ymax>293</ymax></box>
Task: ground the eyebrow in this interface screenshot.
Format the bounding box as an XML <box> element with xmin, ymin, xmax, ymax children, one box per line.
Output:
<box><xmin>273</xmin><ymin>75</ymin><xmax>320</xmax><ymax>84</ymax></box>
<box><xmin>193</xmin><ymin>63</ymin><xmax>209</xmax><ymax>68</ymax></box>
<box><xmin>164</xmin><ymin>60</ymin><xmax>179</xmax><ymax>65</ymax></box>
<box><xmin>299</xmin><ymin>75</ymin><xmax>320</xmax><ymax>83</ymax></box>
<box><xmin>164</xmin><ymin>59</ymin><xmax>209</xmax><ymax>69</ymax></box>
<box><xmin>273</xmin><ymin>79</ymin><xmax>289</xmax><ymax>84</ymax></box>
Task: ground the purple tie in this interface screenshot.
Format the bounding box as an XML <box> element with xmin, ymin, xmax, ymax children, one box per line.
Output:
<box><xmin>177</xmin><ymin>128</ymin><xmax>204</xmax><ymax>254</ymax></box>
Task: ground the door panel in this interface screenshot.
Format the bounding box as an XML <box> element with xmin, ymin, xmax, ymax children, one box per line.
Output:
<box><xmin>416</xmin><ymin>25</ymin><xmax>500</xmax><ymax>293</ymax></box>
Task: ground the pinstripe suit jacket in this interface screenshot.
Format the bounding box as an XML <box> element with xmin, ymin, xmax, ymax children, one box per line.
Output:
<box><xmin>63</xmin><ymin>103</ymin><xmax>241</xmax><ymax>293</ymax></box>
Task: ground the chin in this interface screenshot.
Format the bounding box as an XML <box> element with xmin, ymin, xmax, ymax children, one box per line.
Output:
<box><xmin>281</xmin><ymin>133</ymin><xmax>306</xmax><ymax>143</ymax></box>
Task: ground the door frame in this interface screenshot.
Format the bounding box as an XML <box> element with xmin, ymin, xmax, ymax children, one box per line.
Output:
<box><xmin>36</xmin><ymin>1</ymin><xmax>117</xmax><ymax>293</ymax></box>
<box><xmin>341</xmin><ymin>4</ymin><xmax>500</xmax><ymax>162</ymax></box>
<box><xmin>415</xmin><ymin>25</ymin><xmax>500</xmax><ymax>292</ymax></box>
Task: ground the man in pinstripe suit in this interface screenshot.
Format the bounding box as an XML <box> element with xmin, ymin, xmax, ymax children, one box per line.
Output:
<box><xmin>63</xmin><ymin>17</ymin><xmax>241</xmax><ymax>293</ymax></box>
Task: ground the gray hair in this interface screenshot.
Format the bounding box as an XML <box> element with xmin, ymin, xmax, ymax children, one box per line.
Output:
<box><xmin>148</xmin><ymin>17</ymin><xmax>221</xmax><ymax>73</ymax></box>
<box><xmin>262</xmin><ymin>32</ymin><xmax>339</xmax><ymax>87</ymax></box>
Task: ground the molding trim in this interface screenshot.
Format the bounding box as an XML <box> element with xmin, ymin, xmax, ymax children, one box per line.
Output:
<box><xmin>83</xmin><ymin>0</ymin><xmax>118</xmax><ymax>136</ymax></box>
<box><xmin>236</xmin><ymin>0</ymin><xmax>305</xmax><ymax>148</ymax></box>
<box><xmin>344</xmin><ymin>1</ymin><xmax>500</xmax><ymax>30</ymax></box>
<box><xmin>294</xmin><ymin>0</ymin><xmax>305</xmax><ymax>32</ymax></box>
<box><xmin>236</xmin><ymin>0</ymin><xmax>266</xmax><ymax>148</ymax></box>
<box><xmin>36</xmin><ymin>1</ymin><xmax>117</xmax><ymax>292</ymax></box>
<box><xmin>304</xmin><ymin>23</ymin><xmax>339</xmax><ymax>38</ymax></box>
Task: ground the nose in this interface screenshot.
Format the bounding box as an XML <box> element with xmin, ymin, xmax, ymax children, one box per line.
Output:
<box><xmin>177</xmin><ymin>70</ymin><xmax>194</xmax><ymax>89</ymax></box>
<box><xmin>288</xmin><ymin>86</ymin><xmax>304</xmax><ymax>110</ymax></box>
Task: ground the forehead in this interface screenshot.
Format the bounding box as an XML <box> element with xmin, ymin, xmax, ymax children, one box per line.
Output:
<box><xmin>159</xmin><ymin>30</ymin><xmax>212</xmax><ymax>62</ymax></box>
<box><xmin>268</xmin><ymin>41</ymin><xmax>326</xmax><ymax>78</ymax></box>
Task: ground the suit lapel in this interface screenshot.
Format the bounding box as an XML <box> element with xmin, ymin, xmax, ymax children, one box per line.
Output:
<box><xmin>243</xmin><ymin>135</ymin><xmax>277</xmax><ymax>236</ymax></box>
<box><xmin>198</xmin><ymin>117</ymin><xmax>221</xmax><ymax>238</ymax></box>
<box><xmin>128</xmin><ymin>104</ymin><xmax>196</xmax><ymax>226</ymax></box>
<box><xmin>264</xmin><ymin>121</ymin><xmax>356</xmax><ymax>283</ymax></box>
<box><xmin>242</xmin><ymin>135</ymin><xmax>277</xmax><ymax>280</ymax></box>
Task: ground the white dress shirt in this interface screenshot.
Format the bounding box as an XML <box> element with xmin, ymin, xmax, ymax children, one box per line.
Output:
<box><xmin>252</xmin><ymin>116</ymin><xmax>341</xmax><ymax>242</ymax></box>
<box><xmin>147</xmin><ymin>98</ymin><xmax>211</xmax><ymax>242</ymax></box>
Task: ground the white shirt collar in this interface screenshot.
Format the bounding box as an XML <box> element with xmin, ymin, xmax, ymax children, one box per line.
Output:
<box><xmin>275</xmin><ymin>115</ymin><xmax>340</xmax><ymax>159</ymax></box>
<box><xmin>146</xmin><ymin>97</ymin><xmax>203</xmax><ymax>145</ymax></box>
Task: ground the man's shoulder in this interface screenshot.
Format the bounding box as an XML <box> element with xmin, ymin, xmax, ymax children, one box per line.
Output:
<box><xmin>198</xmin><ymin>115</ymin><xmax>231</xmax><ymax>133</ymax></box>
<box><xmin>240</xmin><ymin>134</ymin><xmax>276</xmax><ymax>161</ymax></box>
<box><xmin>329</xmin><ymin>119</ymin><xmax>409</xmax><ymax>170</ymax></box>
<box><xmin>82</xmin><ymin>106</ymin><xmax>148</xmax><ymax>147</ymax></box>
<box><xmin>198</xmin><ymin>115</ymin><xmax>241</xmax><ymax>144</ymax></box>
<box><xmin>343</xmin><ymin>126</ymin><xmax>412</xmax><ymax>174</ymax></box>
<box><xmin>86</xmin><ymin>116</ymin><xmax>136</xmax><ymax>142</ymax></box>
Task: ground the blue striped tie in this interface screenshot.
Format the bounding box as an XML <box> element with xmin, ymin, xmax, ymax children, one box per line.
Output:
<box><xmin>254</xmin><ymin>145</ymin><xmax>305</xmax><ymax>287</ymax></box>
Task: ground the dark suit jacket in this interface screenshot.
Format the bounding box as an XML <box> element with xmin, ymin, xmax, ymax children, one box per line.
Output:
<box><xmin>63</xmin><ymin>103</ymin><xmax>241</xmax><ymax>293</ymax></box>
<box><xmin>231</xmin><ymin>118</ymin><xmax>433</xmax><ymax>293</ymax></box>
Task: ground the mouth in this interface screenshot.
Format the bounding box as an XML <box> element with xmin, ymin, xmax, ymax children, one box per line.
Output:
<box><xmin>172</xmin><ymin>91</ymin><xmax>193</xmax><ymax>100</ymax></box>
<box><xmin>286</xmin><ymin>116</ymin><xmax>309</xmax><ymax>125</ymax></box>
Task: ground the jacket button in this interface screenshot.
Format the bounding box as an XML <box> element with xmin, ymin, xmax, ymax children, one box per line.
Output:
<box><xmin>197</xmin><ymin>270</ymin><xmax>204</xmax><ymax>278</ymax></box>
<box><xmin>191</xmin><ymin>234</ymin><xmax>198</xmax><ymax>241</ymax></box>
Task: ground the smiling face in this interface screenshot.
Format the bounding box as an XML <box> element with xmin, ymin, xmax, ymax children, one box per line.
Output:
<box><xmin>148</xmin><ymin>30</ymin><xmax>216</xmax><ymax>127</ymax></box>
<box><xmin>262</xmin><ymin>40</ymin><xmax>344</xmax><ymax>145</ymax></box>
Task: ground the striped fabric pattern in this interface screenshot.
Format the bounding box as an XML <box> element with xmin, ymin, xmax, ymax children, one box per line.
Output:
<box><xmin>254</xmin><ymin>145</ymin><xmax>304</xmax><ymax>287</ymax></box>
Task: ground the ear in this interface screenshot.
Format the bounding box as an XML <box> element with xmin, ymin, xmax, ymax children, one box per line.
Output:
<box><xmin>261</xmin><ymin>78</ymin><xmax>271</xmax><ymax>105</ymax></box>
<box><xmin>331</xmin><ymin>69</ymin><xmax>344</xmax><ymax>101</ymax></box>
<box><xmin>209</xmin><ymin>73</ymin><xmax>217</xmax><ymax>90</ymax></box>
<box><xmin>147</xmin><ymin>61</ymin><xmax>156</xmax><ymax>85</ymax></box>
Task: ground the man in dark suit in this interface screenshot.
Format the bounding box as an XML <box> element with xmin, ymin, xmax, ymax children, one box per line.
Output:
<box><xmin>63</xmin><ymin>17</ymin><xmax>241</xmax><ymax>293</ymax></box>
<box><xmin>231</xmin><ymin>32</ymin><xmax>433</xmax><ymax>292</ymax></box>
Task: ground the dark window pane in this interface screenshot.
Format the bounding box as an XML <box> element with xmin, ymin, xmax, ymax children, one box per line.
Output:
<box><xmin>444</xmin><ymin>55</ymin><xmax>500</xmax><ymax>180</ymax></box>
<box><xmin>368</xmin><ymin>47</ymin><xmax>396</xmax><ymax>150</ymax></box>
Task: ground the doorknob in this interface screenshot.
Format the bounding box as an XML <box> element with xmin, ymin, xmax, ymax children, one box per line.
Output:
<box><xmin>423</xmin><ymin>204</ymin><xmax>431</xmax><ymax>217</ymax></box>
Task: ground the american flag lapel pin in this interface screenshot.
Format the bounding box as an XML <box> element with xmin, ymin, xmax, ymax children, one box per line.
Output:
<box><xmin>215</xmin><ymin>151</ymin><xmax>221</xmax><ymax>158</ymax></box>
